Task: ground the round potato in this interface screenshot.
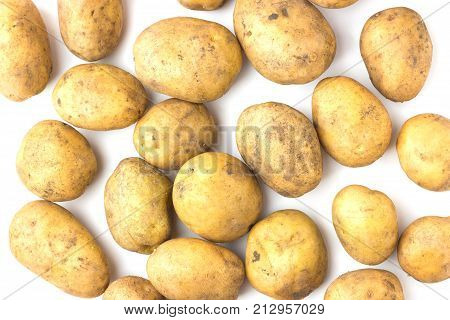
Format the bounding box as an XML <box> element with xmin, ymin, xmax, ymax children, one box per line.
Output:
<box><xmin>53</xmin><ymin>64</ymin><xmax>147</xmax><ymax>131</ymax></box>
<box><xmin>332</xmin><ymin>185</ymin><xmax>398</xmax><ymax>265</ymax></box>
<box><xmin>236</xmin><ymin>102</ymin><xmax>322</xmax><ymax>197</ymax></box>
<box><xmin>360</xmin><ymin>7</ymin><xmax>432</xmax><ymax>102</ymax></box>
<box><xmin>105</xmin><ymin>158</ymin><xmax>172</xmax><ymax>254</ymax></box>
<box><xmin>147</xmin><ymin>238</ymin><xmax>244</xmax><ymax>300</ymax></box>
<box><xmin>134</xmin><ymin>99</ymin><xmax>217</xmax><ymax>170</ymax></box>
<box><xmin>324</xmin><ymin>269</ymin><xmax>404</xmax><ymax>300</ymax></box>
<box><xmin>234</xmin><ymin>0</ymin><xmax>336</xmax><ymax>84</ymax></box>
<box><xmin>397</xmin><ymin>114</ymin><xmax>450</xmax><ymax>191</ymax></box>
<box><xmin>16</xmin><ymin>120</ymin><xmax>97</xmax><ymax>202</ymax></box>
<box><xmin>58</xmin><ymin>0</ymin><xmax>123</xmax><ymax>61</ymax></box>
<box><xmin>103</xmin><ymin>276</ymin><xmax>163</xmax><ymax>300</ymax></box>
<box><xmin>0</xmin><ymin>0</ymin><xmax>52</xmax><ymax>102</ymax></box>
<box><xmin>10</xmin><ymin>201</ymin><xmax>109</xmax><ymax>298</ymax></box>
<box><xmin>312</xmin><ymin>76</ymin><xmax>392</xmax><ymax>167</ymax></box>
<box><xmin>309</xmin><ymin>0</ymin><xmax>358</xmax><ymax>9</ymax></box>
<box><xmin>134</xmin><ymin>17</ymin><xmax>242</xmax><ymax>103</ymax></box>
<box><xmin>246</xmin><ymin>210</ymin><xmax>327</xmax><ymax>299</ymax></box>
<box><xmin>179</xmin><ymin>0</ymin><xmax>225</xmax><ymax>10</ymax></box>
<box><xmin>173</xmin><ymin>152</ymin><xmax>262</xmax><ymax>242</ymax></box>
<box><xmin>398</xmin><ymin>216</ymin><xmax>449</xmax><ymax>283</ymax></box>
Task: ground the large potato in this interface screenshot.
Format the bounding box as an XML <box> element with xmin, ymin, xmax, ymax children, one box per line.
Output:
<box><xmin>53</xmin><ymin>64</ymin><xmax>147</xmax><ymax>131</ymax></box>
<box><xmin>234</xmin><ymin>0</ymin><xmax>336</xmax><ymax>84</ymax></box>
<box><xmin>147</xmin><ymin>238</ymin><xmax>245</xmax><ymax>300</ymax></box>
<box><xmin>173</xmin><ymin>152</ymin><xmax>262</xmax><ymax>242</ymax></box>
<box><xmin>398</xmin><ymin>216</ymin><xmax>449</xmax><ymax>283</ymax></box>
<box><xmin>0</xmin><ymin>0</ymin><xmax>52</xmax><ymax>101</ymax></box>
<box><xmin>246</xmin><ymin>210</ymin><xmax>327</xmax><ymax>299</ymax></box>
<box><xmin>332</xmin><ymin>185</ymin><xmax>398</xmax><ymax>265</ymax></box>
<box><xmin>10</xmin><ymin>201</ymin><xmax>109</xmax><ymax>298</ymax></box>
<box><xmin>134</xmin><ymin>99</ymin><xmax>217</xmax><ymax>170</ymax></box>
<box><xmin>236</xmin><ymin>102</ymin><xmax>322</xmax><ymax>197</ymax></box>
<box><xmin>58</xmin><ymin>0</ymin><xmax>123</xmax><ymax>61</ymax></box>
<box><xmin>324</xmin><ymin>269</ymin><xmax>404</xmax><ymax>300</ymax></box>
<box><xmin>312</xmin><ymin>76</ymin><xmax>392</xmax><ymax>167</ymax></box>
<box><xmin>360</xmin><ymin>7</ymin><xmax>432</xmax><ymax>102</ymax></box>
<box><xmin>397</xmin><ymin>114</ymin><xmax>449</xmax><ymax>191</ymax></box>
<box><xmin>103</xmin><ymin>276</ymin><xmax>163</xmax><ymax>300</ymax></box>
<box><xmin>105</xmin><ymin>158</ymin><xmax>172</xmax><ymax>254</ymax></box>
<box><xmin>179</xmin><ymin>0</ymin><xmax>225</xmax><ymax>10</ymax></box>
<box><xmin>134</xmin><ymin>17</ymin><xmax>242</xmax><ymax>103</ymax></box>
<box><xmin>16</xmin><ymin>120</ymin><xmax>97</xmax><ymax>202</ymax></box>
<box><xmin>309</xmin><ymin>0</ymin><xmax>358</xmax><ymax>9</ymax></box>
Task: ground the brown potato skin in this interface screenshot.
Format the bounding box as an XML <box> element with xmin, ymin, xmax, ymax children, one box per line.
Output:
<box><xmin>103</xmin><ymin>276</ymin><xmax>164</xmax><ymax>300</ymax></box>
<box><xmin>324</xmin><ymin>269</ymin><xmax>404</xmax><ymax>300</ymax></box>
<box><xmin>147</xmin><ymin>238</ymin><xmax>245</xmax><ymax>300</ymax></box>
<box><xmin>309</xmin><ymin>0</ymin><xmax>358</xmax><ymax>9</ymax></box>
<box><xmin>360</xmin><ymin>7</ymin><xmax>432</xmax><ymax>102</ymax></box>
<box><xmin>398</xmin><ymin>216</ymin><xmax>450</xmax><ymax>283</ymax></box>
<box><xmin>0</xmin><ymin>0</ymin><xmax>52</xmax><ymax>102</ymax></box>
<box><xmin>397</xmin><ymin>114</ymin><xmax>450</xmax><ymax>191</ymax></box>
<box><xmin>179</xmin><ymin>0</ymin><xmax>225</xmax><ymax>10</ymax></box>
<box><xmin>246</xmin><ymin>210</ymin><xmax>328</xmax><ymax>300</ymax></box>
<box><xmin>236</xmin><ymin>102</ymin><xmax>322</xmax><ymax>197</ymax></box>
<box><xmin>234</xmin><ymin>0</ymin><xmax>336</xmax><ymax>84</ymax></box>
<box><xmin>58</xmin><ymin>0</ymin><xmax>123</xmax><ymax>61</ymax></box>
<box><xmin>10</xmin><ymin>201</ymin><xmax>109</xmax><ymax>298</ymax></box>
<box><xmin>16</xmin><ymin>120</ymin><xmax>97</xmax><ymax>202</ymax></box>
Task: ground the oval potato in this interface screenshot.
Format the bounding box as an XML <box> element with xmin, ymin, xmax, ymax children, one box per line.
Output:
<box><xmin>103</xmin><ymin>276</ymin><xmax>163</xmax><ymax>300</ymax></box>
<box><xmin>179</xmin><ymin>0</ymin><xmax>225</xmax><ymax>10</ymax></box>
<box><xmin>309</xmin><ymin>0</ymin><xmax>358</xmax><ymax>9</ymax></box>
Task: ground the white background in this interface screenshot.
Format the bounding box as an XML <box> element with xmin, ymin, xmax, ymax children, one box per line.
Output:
<box><xmin>0</xmin><ymin>0</ymin><xmax>449</xmax><ymax>302</ymax></box>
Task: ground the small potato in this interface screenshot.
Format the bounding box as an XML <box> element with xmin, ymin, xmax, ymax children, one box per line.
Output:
<box><xmin>105</xmin><ymin>158</ymin><xmax>172</xmax><ymax>254</ymax></box>
<box><xmin>332</xmin><ymin>185</ymin><xmax>398</xmax><ymax>265</ymax></box>
<box><xmin>103</xmin><ymin>276</ymin><xmax>164</xmax><ymax>300</ymax></box>
<box><xmin>234</xmin><ymin>0</ymin><xmax>336</xmax><ymax>84</ymax></box>
<box><xmin>0</xmin><ymin>0</ymin><xmax>52</xmax><ymax>101</ymax></box>
<box><xmin>397</xmin><ymin>114</ymin><xmax>450</xmax><ymax>191</ymax></box>
<box><xmin>360</xmin><ymin>7</ymin><xmax>432</xmax><ymax>102</ymax></box>
<box><xmin>312</xmin><ymin>76</ymin><xmax>392</xmax><ymax>167</ymax></box>
<box><xmin>147</xmin><ymin>238</ymin><xmax>245</xmax><ymax>300</ymax></box>
<box><xmin>173</xmin><ymin>152</ymin><xmax>262</xmax><ymax>242</ymax></box>
<box><xmin>16</xmin><ymin>120</ymin><xmax>97</xmax><ymax>202</ymax></box>
<box><xmin>134</xmin><ymin>99</ymin><xmax>217</xmax><ymax>170</ymax></box>
<box><xmin>58</xmin><ymin>0</ymin><xmax>123</xmax><ymax>61</ymax></box>
<box><xmin>324</xmin><ymin>269</ymin><xmax>405</xmax><ymax>300</ymax></box>
<box><xmin>10</xmin><ymin>201</ymin><xmax>109</xmax><ymax>298</ymax></box>
<box><xmin>236</xmin><ymin>102</ymin><xmax>322</xmax><ymax>197</ymax></box>
<box><xmin>309</xmin><ymin>0</ymin><xmax>358</xmax><ymax>9</ymax></box>
<box><xmin>134</xmin><ymin>17</ymin><xmax>242</xmax><ymax>103</ymax></box>
<box><xmin>246</xmin><ymin>210</ymin><xmax>327</xmax><ymax>299</ymax></box>
<box><xmin>53</xmin><ymin>64</ymin><xmax>148</xmax><ymax>131</ymax></box>
<box><xmin>398</xmin><ymin>216</ymin><xmax>450</xmax><ymax>283</ymax></box>
<box><xmin>179</xmin><ymin>0</ymin><xmax>225</xmax><ymax>10</ymax></box>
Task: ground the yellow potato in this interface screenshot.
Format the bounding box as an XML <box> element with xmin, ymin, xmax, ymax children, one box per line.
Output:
<box><xmin>360</xmin><ymin>7</ymin><xmax>432</xmax><ymax>102</ymax></box>
<box><xmin>179</xmin><ymin>0</ymin><xmax>225</xmax><ymax>10</ymax></box>
<box><xmin>103</xmin><ymin>276</ymin><xmax>164</xmax><ymax>300</ymax></box>
<box><xmin>0</xmin><ymin>0</ymin><xmax>52</xmax><ymax>101</ymax></box>
<box><xmin>312</xmin><ymin>76</ymin><xmax>392</xmax><ymax>167</ymax></box>
<box><xmin>246</xmin><ymin>210</ymin><xmax>327</xmax><ymax>299</ymax></box>
<box><xmin>10</xmin><ymin>201</ymin><xmax>109</xmax><ymax>298</ymax></box>
<box><xmin>309</xmin><ymin>0</ymin><xmax>358</xmax><ymax>9</ymax></box>
<box><xmin>53</xmin><ymin>64</ymin><xmax>148</xmax><ymax>131</ymax></box>
<box><xmin>147</xmin><ymin>238</ymin><xmax>245</xmax><ymax>300</ymax></box>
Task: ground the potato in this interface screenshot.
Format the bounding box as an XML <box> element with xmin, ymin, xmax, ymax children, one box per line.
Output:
<box><xmin>179</xmin><ymin>0</ymin><xmax>225</xmax><ymax>10</ymax></box>
<box><xmin>324</xmin><ymin>269</ymin><xmax>404</xmax><ymax>300</ymax></box>
<box><xmin>360</xmin><ymin>7</ymin><xmax>432</xmax><ymax>102</ymax></box>
<box><xmin>234</xmin><ymin>0</ymin><xmax>336</xmax><ymax>84</ymax></box>
<box><xmin>16</xmin><ymin>120</ymin><xmax>97</xmax><ymax>202</ymax></box>
<box><xmin>147</xmin><ymin>238</ymin><xmax>244</xmax><ymax>300</ymax></box>
<box><xmin>134</xmin><ymin>99</ymin><xmax>217</xmax><ymax>170</ymax></box>
<box><xmin>173</xmin><ymin>152</ymin><xmax>262</xmax><ymax>242</ymax></box>
<box><xmin>397</xmin><ymin>114</ymin><xmax>449</xmax><ymax>191</ymax></box>
<box><xmin>58</xmin><ymin>0</ymin><xmax>123</xmax><ymax>61</ymax></box>
<box><xmin>312</xmin><ymin>76</ymin><xmax>392</xmax><ymax>167</ymax></box>
<box><xmin>398</xmin><ymin>216</ymin><xmax>450</xmax><ymax>283</ymax></box>
<box><xmin>246</xmin><ymin>210</ymin><xmax>327</xmax><ymax>299</ymax></box>
<box><xmin>10</xmin><ymin>201</ymin><xmax>109</xmax><ymax>298</ymax></box>
<box><xmin>309</xmin><ymin>0</ymin><xmax>358</xmax><ymax>9</ymax></box>
<box><xmin>134</xmin><ymin>17</ymin><xmax>242</xmax><ymax>103</ymax></box>
<box><xmin>0</xmin><ymin>0</ymin><xmax>52</xmax><ymax>102</ymax></box>
<box><xmin>53</xmin><ymin>64</ymin><xmax>147</xmax><ymax>131</ymax></box>
<box><xmin>103</xmin><ymin>276</ymin><xmax>163</xmax><ymax>300</ymax></box>
<box><xmin>105</xmin><ymin>158</ymin><xmax>172</xmax><ymax>254</ymax></box>
<box><xmin>332</xmin><ymin>185</ymin><xmax>398</xmax><ymax>265</ymax></box>
<box><xmin>236</xmin><ymin>102</ymin><xmax>322</xmax><ymax>197</ymax></box>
